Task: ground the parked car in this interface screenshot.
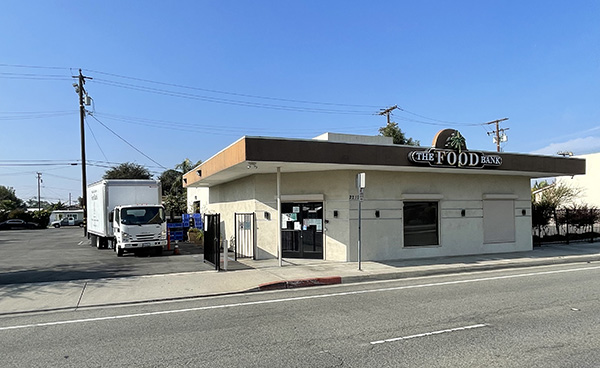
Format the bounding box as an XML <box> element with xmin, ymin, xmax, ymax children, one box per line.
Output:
<box><xmin>50</xmin><ymin>217</ymin><xmax>83</xmax><ymax>228</ymax></box>
<box><xmin>0</xmin><ymin>219</ymin><xmax>39</xmax><ymax>230</ymax></box>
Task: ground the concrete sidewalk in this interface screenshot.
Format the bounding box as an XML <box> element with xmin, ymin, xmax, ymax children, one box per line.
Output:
<box><xmin>2</xmin><ymin>242</ymin><xmax>600</xmax><ymax>316</ymax></box>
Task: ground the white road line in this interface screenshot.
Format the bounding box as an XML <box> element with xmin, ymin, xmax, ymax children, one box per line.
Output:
<box><xmin>370</xmin><ymin>324</ymin><xmax>488</xmax><ymax>345</ymax></box>
<box><xmin>1</xmin><ymin>265</ymin><xmax>599</xmax><ymax>332</ymax></box>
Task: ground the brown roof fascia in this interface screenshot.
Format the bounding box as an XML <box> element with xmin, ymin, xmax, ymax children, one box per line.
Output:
<box><xmin>183</xmin><ymin>137</ymin><xmax>247</xmax><ymax>187</ymax></box>
<box><xmin>244</xmin><ymin>137</ymin><xmax>585</xmax><ymax>176</ymax></box>
<box><xmin>183</xmin><ymin>136</ymin><xmax>586</xmax><ymax>187</ymax></box>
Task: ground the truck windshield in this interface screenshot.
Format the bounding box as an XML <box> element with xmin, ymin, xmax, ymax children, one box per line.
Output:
<box><xmin>121</xmin><ymin>207</ymin><xmax>165</xmax><ymax>225</ymax></box>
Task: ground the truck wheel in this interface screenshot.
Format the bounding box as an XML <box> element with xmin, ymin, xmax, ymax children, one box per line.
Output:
<box><xmin>90</xmin><ymin>234</ymin><xmax>98</xmax><ymax>248</ymax></box>
<box><xmin>116</xmin><ymin>246</ymin><xmax>123</xmax><ymax>257</ymax></box>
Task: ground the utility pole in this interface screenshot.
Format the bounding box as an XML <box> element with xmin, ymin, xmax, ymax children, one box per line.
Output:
<box><xmin>377</xmin><ymin>105</ymin><xmax>399</xmax><ymax>125</ymax></box>
<box><xmin>485</xmin><ymin>118</ymin><xmax>509</xmax><ymax>152</ymax></box>
<box><xmin>73</xmin><ymin>69</ymin><xmax>92</xmax><ymax>235</ymax></box>
<box><xmin>36</xmin><ymin>172</ymin><xmax>42</xmax><ymax>211</ymax></box>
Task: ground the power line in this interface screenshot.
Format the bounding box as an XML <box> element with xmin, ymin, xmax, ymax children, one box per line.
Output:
<box><xmin>0</xmin><ymin>72</ymin><xmax>72</xmax><ymax>81</ymax></box>
<box><xmin>87</xmin><ymin>113</ymin><xmax>167</xmax><ymax>170</ymax></box>
<box><xmin>0</xmin><ymin>63</ymin><xmax>70</xmax><ymax>70</ymax></box>
<box><xmin>85</xmin><ymin>117</ymin><xmax>109</xmax><ymax>162</ymax></box>
<box><xmin>398</xmin><ymin>107</ymin><xmax>483</xmax><ymax>127</ymax></box>
<box><xmin>1</xmin><ymin>63</ymin><xmax>499</xmax><ymax>129</ymax></box>
<box><xmin>0</xmin><ymin>163</ymin><xmax>77</xmax><ymax>167</ymax></box>
<box><xmin>43</xmin><ymin>173</ymin><xmax>81</xmax><ymax>182</ymax></box>
<box><xmin>0</xmin><ymin>110</ymin><xmax>76</xmax><ymax>114</ymax></box>
<box><xmin>0</xmin><ymin>111</ymin><xmax>77</xmax><ymax>120</ymax></box>
<box><xmin>86</xmin><ymin>69</ymin><xmax>380</xmax><ymax>109</ymax></box>
<box><xmin>91</xmin><ymin>111</ymin><xmax>380</xmax><ymax>137</ymax></box>
<box><xmin>92</xmin><ymin>79</ymin><xmax>374</xmax><ymax>115</ymax></box>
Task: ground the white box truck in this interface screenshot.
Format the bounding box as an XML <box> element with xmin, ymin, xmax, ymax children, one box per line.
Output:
<box><xmin>87</xmin><ymin>179</ymin><xmax>167</xmax><ymax>257</ymax></box>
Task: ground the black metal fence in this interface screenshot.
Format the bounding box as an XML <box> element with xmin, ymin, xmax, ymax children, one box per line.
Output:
<box><xmin>204</xmin><ymin>214</ymin><xmax>221</xmax><ymax>270</ymax></box>
<box><xmin>532</xmin><ymin>207</ymin><xmax>600</xmax><ymax>245</ymax></box>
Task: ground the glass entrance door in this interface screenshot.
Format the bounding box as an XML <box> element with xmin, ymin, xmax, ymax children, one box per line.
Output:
<box><xmin>281</xmin><ymin>202</ymin><xmax>323</xmax><ymax>259</ymax></box>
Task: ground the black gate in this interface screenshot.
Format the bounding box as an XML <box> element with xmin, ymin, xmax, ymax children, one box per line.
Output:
<box><xmin>234</xmin><ymin>213</ymin><xmax>255</xmax><ymax>260</ymax></box>
<box><xmin>204</xmin><ymin>213</ymin><xmax>221</xmax><ymax>270</ymax></box>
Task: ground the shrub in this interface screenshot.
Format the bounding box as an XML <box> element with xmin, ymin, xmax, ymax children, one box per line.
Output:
<box><xmin>187</xmin><ymin>227</ymin><xmax>204</xmax><ymax>244</ymax></box>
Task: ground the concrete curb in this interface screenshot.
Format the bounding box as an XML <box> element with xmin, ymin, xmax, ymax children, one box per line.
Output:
<box><xmin>340</xmin><ymin>254</ymin><xmax>600</xmax><ymax>284</ymax></box>
<box><xmin>254</xmin><ymin>276</ymin><xmax>342</xmax><ymax>291</ymax></box>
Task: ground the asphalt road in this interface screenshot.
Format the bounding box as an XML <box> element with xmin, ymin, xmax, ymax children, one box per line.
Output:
<box><xmin>1</xmin><ymin>262</ymin><xmax>599</xmax><ymax>367</ymax></box>
<box><xmin>0</xmin><ymin>227</ymin><xmax>213</xmax><ymax>284</ymax></box>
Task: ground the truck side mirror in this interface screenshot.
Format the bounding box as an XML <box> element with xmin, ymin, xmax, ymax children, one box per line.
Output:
<box><xmin>109</xmin><ymin>211</ymin><xmax>114</xmax><ymax>222</ymax></box>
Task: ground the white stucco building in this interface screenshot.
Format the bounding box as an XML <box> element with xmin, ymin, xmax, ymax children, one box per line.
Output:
<box><xmin>556</xmin><ymin>152</ymin><xmax>600</xmax><ymax>207</ymax></box>
<box><xmin>184</xmin><ymin>130</ymin><xmax>585</xmax><ymax>262</ymax></box>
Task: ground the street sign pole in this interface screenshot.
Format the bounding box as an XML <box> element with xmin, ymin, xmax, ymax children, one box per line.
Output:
<box><xmin>357</xmin><ymin>173</ymin><xmax>365</xmax><ymax>271</ymax></box>
<box><xmin>358</xmin><ymin>189</ymin><xmax>362</xmax><ymax>270</ymax></box>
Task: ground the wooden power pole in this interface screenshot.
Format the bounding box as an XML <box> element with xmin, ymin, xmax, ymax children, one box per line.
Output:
<box><xmin>378</xmin><ymin>105</ymin><xmax>399</xmax><ymax>125</ymax></box>
<box><xmin>73</xmin><ymin>69</ymin><xmax>92</xmax><ymax>235</ymax></box>
<box><xmin>485</xmin><ymin>118</ymin><xmax>509</xmax><ymax>152</ymax></box>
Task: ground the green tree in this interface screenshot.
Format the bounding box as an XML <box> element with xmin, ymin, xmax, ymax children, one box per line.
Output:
<box><xmin>532</xmin><ymin>180</ymin><xmax>581</xmax><ymax>208</ymax></box>
<box><xmin>174</xmin><ymin>158</ymin><xmax>202</xmax><ymax>175</ymax></box>
<box><xmin>532</xmin><ymin>180</ymin><xmax>582</xmax><ymax>236</ymax></box>
<box><xmin>103</xmin><ymin>162</ymin><xmax>152</xmax><ymax>179</ymax></box>
<box><xmin>25</xmin><ymin>198</ymin><xmax>52</xmax><ymax>210</ymax></box>
<box><xmin>0</xmin><ymin>185</ymin><xmax>24</xmax><ymax>213</ymax></box>
<box><xmin>159</xmin><ymin>169</ymin><xmax>182</xmax><ymax>195</ymax></box>
<box><xmin>378</xmin><ymin>122</ymin><xmax>419</xmax><ymax>145</ymax></box>
<box><xmin>48</xmin><ymin>201</ymin><xmax>68</xmax><ymax>211</ymax></box>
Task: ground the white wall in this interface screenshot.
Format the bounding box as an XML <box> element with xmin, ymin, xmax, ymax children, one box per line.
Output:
<box><xmin>202</xmin><ymin>170</ymin><xmax>533</xmax><ymax>262</ymax></box>
<box><xmin>186</xmin><ymin>187</ymin><xmax>209</xmax><ymax>214</ymax></box>
<box><xmin>557</xmin><ymin>153</ymin><xmax>600</xmax><ymax>207</ymax></box>
<box><xmin>346</xmin><ymin>172</ymin><xmax>531</xmax><ymax>261</ymax></box>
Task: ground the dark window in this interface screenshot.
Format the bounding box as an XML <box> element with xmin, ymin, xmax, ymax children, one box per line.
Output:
<box><xmin>121</xmin><ymin>207</ymin><xmax>165</xmax><ymax>225</ymax></box>
<box><xmin>403</xmin><ymin>202</ymin><xmax>439</xmax><ymax>246</ymax></box>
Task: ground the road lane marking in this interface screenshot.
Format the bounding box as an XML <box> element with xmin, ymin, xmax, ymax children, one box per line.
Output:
<box><xmin>1</xmin><ymin>265</ymin><xmax>599</xmax><ymax>332</ymax></box>
<box><xmin>370</xmin><ymin>324</ymin><xmax>488</xmax><ymax>345</ymax></box>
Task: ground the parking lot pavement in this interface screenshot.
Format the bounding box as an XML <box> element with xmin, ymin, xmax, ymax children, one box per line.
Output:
<box><xmin>0</xmin><ymin>228</ymin><xmax>222</xmax><ymax>284</ymax></box>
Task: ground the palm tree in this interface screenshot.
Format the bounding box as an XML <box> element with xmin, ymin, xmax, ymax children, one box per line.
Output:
<box><xmin>175</xmin><ymin>158</ymin><xmax>202</xmax><ymax>174</ymax></box>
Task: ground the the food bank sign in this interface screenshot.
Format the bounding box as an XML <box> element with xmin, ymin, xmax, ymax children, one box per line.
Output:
<box><xmin>408</xmin><ymin>149</ymin><xmax>502</xmax><ymax>168</ymax></box>
<box><xmin>408</xmin><ymin>129</ymin><xmax>502</xmax><ymax>169</ymax></box>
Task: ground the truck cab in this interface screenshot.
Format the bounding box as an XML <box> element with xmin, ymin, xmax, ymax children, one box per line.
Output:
<box><xmin>111</xmin><ymin>205</ymin><xmax>167</xmax><ymax>256</ymax></box>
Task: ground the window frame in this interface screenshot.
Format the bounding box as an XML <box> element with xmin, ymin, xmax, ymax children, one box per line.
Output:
<box><xmin>402</xmin><ymin>200</ymin><xmax>440</xmax><ymax>247</ymax></box>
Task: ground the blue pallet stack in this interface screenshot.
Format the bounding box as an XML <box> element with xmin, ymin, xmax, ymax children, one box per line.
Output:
<box><xmin>192</xmin><ymin>213</ymin><xmax>203</xmax><ymax>229</ymax></box>
<box><xmin>167</xmin><ymin>222</ymin><xmax>184</xmax><ymax>241</ymax></box>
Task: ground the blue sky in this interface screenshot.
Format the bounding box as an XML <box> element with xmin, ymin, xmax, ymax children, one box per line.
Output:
<box><xmin>1</xmin><ymin>1</ymin><xmax>599</xmax><ymax>203</ymax></box>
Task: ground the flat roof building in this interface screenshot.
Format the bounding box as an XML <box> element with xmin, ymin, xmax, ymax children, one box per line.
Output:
<box><xmin>556</xmin><ymin>152</ymin><xmax>600</xmax><ymax>208</ymax></box>
<box><xmin>183</xmin><ymin>130</ymin><xmax>585</xmax><ymax>262</ymax></box>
